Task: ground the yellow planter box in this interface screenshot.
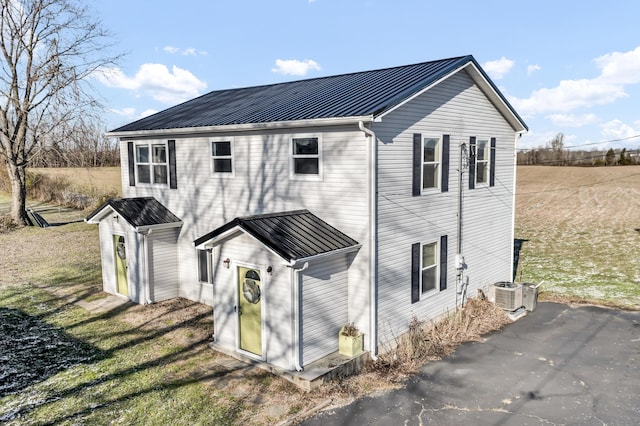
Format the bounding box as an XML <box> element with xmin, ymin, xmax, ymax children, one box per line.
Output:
<box><xmin>338</xmin><ymin>326</ymin><xmax>364</xmax><ymax>357</ymax></box>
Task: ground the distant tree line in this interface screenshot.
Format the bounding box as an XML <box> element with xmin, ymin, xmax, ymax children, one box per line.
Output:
<box><xmin>29</xmin><ymin>118</ymin><xmax>120</xmax><ymax>168</ymax></box>
<box><xmin>517</xmin><ymin>133</ymin><xmax>639</xmax><ymax>166</ymax></box>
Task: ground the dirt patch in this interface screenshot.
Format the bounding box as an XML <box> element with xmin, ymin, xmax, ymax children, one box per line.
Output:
<box><xmin>119</xmin><ymin>298</ymin><xmax>213</xmax><ymax>349</ymax></box>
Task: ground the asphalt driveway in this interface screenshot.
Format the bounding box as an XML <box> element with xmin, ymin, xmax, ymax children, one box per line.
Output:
<box><xmin>302</xmin><ymin>302</ymin><xmax>640</xmax><ymax>425</ymax></box>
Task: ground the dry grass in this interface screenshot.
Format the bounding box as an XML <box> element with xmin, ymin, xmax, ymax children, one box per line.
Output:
<box><xmin>515</xmin><ymin>166</ymin><xmax>640</xmax><ymax>308</ymax></box>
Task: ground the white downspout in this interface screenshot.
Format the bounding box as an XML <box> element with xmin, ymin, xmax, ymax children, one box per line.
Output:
<box><xmin>140</xmin><ymin>229</ymin><xmax>153</xmax><ymax>304</ymax></box>
<box><xmin>510</xmin><ymin>133</ymin><xmax>522</xmax><ymax>281</ymax></box>
<box><xmin>290</xmin><ymin>261</ymin><xmax>309</xmax><ymax>371</ymax></box>
<box><xmin>359</xmin><ymin>121</ymin><xmax>378</xmax><ymax>361</ymax></box>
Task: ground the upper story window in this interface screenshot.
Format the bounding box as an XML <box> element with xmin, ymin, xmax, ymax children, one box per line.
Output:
<box><xmin>211</xmin><ymin>139</ymin><xmax>233</xmax><ymax>175</ymax></box>
<box><xmin>475</xmin><ymin>138</ymin><xmax>490</xmax><ymax>185</ymax></box>
<box><xmin>291</xmin><ymin>136</ymin><xmax>322</xmax><ymax>179</ymax></box>
<box><xmin>422</xmin><ymin>137</ymin><xmax>441</xmax><ymax>190</ymax></box>
<box><xmin>413</xmin><ymin>133</ymin><xmax>449</xmax><ymax>195</ymax></box>
<box><xmin>136</xmin><ymin>142</ymin><xmax>167</xmax><ymax>185</ymax></box>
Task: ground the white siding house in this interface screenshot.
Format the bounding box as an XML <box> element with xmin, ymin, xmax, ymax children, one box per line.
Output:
<box><xmin>87</xmin><ymin>55</ymin><xmax>527</xmax><ymax>372</ymax></box>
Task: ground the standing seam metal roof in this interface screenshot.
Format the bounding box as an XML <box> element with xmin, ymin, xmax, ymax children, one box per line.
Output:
<box><xmin>111</xmin><ymin>56</ymin><xmax>483</xmax><ymax>132</ymax></box>
<box><xmin>85</xmin><ymin>197</ymin><xmax>182</xmax><ymax>228</ymax></box>
<box><xmin>193</xmin><ymin>210</ymin><xmax>359</xmax><ymax>262</ymax></box>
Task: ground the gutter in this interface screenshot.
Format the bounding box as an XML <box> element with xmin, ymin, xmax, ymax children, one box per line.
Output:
<box><xmin>107</xmin><ymin>115</ymin><xmax>375</xmax><ymax>139</ymax></box>
<box><xmin>359</xmin><ymin>121</ymin><xmax>378</xmax><ymax>361</ymax></box>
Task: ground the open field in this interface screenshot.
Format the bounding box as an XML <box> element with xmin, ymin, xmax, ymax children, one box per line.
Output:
<box><xmin>31</xmin><ymin>167</ymin><xmax>122</xmax><ymax>197</ymax></box>
<box><xmin>515</xmin><ymin>165</ymin><xmax>640</xmax><ymax>307</ymax></box>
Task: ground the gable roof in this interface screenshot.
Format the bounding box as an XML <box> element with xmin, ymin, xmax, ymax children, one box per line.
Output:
<box><xmin>85</xmin><ymin>197</ymin><xmax>182</xmax><ymax>232</ymax></box>
<box><xmin>109</xmin><ymin>55</ymin><xmax>527</xmax><ymax>135</ymax></box>
<box><xmin>194</xmin><ymin>210</ymin><xmax>360</xmax><ymax>264</ymax></box>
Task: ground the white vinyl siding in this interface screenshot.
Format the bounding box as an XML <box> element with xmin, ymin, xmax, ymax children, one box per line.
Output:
<box><xmin>148</xmin><ymin>228</ymin><xmax>179</xmax><ymax>302</ymax></box>
<box><xmin>300</xmin><ymin>256</ymin><xmax>349</xmax><ymax>365</ymax></box>
<box><xmin>121</xmin><ymin>127</ymin><xmax>370</xmax><ymax>321</ymax></box>
<box><xmin>374</xmin><ymin>70</ymin><xmax>517</xmax><ymax>338</ymax></box>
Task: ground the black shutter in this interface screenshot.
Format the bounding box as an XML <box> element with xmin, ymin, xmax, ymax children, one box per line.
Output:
<box><xmin>489</xmin><ymin>137</ymin><xmax>496</xmax><ymax>187</ymax></box>
<box><xmin>441</xmin><ymin>135</ymin><xmax>450</xmax><ymax>193</ymax></box>
<box><xmin>168</xmin><ymin>140</ymin><xmax>177</xmax><ymax>189</ymax></box>
<box><xmin>411</xmin><ymin>243</ymin><xmax>420</xmax><ymax>303</ymax></box>
<box><xmin>412</xmin><ymin>134</ymin><xmax>422</xmax><ymax>196</ymax></box>
<box><xmin>127</xmin><ymin>142</ymin><xmax>135</xmax><ymax>187</ymax></box>
<box><xmin>440</xmin><ymin>235</ymin><xmax>448</xmax><ymax>291</ymax></box>
<box><xmin>468</xmin><ymin>137</ymin><xmax>476</xmax><ymax>190</ymax></box>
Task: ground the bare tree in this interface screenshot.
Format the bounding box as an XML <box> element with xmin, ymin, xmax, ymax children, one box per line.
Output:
<box><xmin>0</xmin><ymin>0</ymin><xmax>120</xmax><ymax>224</ymax></box>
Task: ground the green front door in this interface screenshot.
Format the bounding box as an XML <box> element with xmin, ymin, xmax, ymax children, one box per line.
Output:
<box><xmin>238</xmin><ymin>266</ymin><xmax>262</xmax><ymax>356</ymax></box>
<box><xmin>113</xmin><ymin>235</ymin><xmax>128</xmax><ymax>296</ymax></box>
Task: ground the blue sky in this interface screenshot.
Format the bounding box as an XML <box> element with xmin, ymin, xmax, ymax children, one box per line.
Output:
<box><xmin>93</xmin><ymin>0</ymin><xmax>640</xmax><ymax>151</ymax></box>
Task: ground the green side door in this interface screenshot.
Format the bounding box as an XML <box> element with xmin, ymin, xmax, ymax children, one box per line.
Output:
<box><xmin>237</xmin><ymin>266</ymin><xmax>262</xmax><ymax>356</ymax></box>
<box><xmin>113</xmin><ymin>235</ymin><xmax>128</xmax><ymax>296</ymax></box>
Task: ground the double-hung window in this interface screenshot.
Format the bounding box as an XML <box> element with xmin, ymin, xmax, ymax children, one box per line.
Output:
<box><xmin>475</xmin><ymin>138</ymin><xmax>490</xmax><ymax>185</ymax></box>
<box><xmin>211</xmin><ymin>139</ymin><xmax>233</xmax><ymax>175</ymax></box>
<box><xmin>136</xmin><ymin>143</ymin><xmax>168</xmax><ymax>185</ymax></box>
<box><xmin>413</xmin><ymin>133</ymin><xmax>449</xmax><ymax>195</ymax></box>
<box><xmin>420</xmin><ymin>241</ymin><xmax>438</xmax><ymax>294</ymax></box>
<box><xmin>422</xmin><ymin>137</ymin><xmax>441</xmax><ymax>190</ymax></box>
<box><xmin>291</xmin><ymin>136</ymin><xmax>321</xmax><ymax>178</ymax></box>
<box><xmin>411</xmin><ymin>235</ymin><xmax>448</xmax><ymax>303</ymax></box>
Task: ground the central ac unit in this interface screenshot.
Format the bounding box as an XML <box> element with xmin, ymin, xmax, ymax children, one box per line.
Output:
<box><xmin>493</xmin><ymin>282</ymin><xmax>523</xmax><ymax>311</ymax></box>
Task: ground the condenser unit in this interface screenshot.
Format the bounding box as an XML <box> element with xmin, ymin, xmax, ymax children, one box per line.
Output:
<box><xmin>493</xmin><ymin>282</ymin><xmax>523</xmax><ymax>311</ymax></box>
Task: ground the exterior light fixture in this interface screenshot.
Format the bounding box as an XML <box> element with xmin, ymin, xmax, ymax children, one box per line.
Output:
<box><xmin>223</xmin><ymin>258</ymin><xmax>231</xmax><ymax>269</ymax></box>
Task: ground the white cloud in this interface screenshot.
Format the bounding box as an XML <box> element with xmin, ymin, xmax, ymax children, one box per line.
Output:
<box><xmin>600</xmin><ymin>119</ymin><xmax>639</xmax><ymax>140</ymax></box>
<box><xmin>510</xmin><ymin>46</ymin><xmax>640</xmax><ymax>117</ymax></box>
<box><xmin>527</xmin><ymin>64</ymin><xmax>541</xmax><ymax>75</ymax></box>
<box><xmin>110</xmin><ymin>107</ymin><xmax>136</xmax><ymax>118</ymax></box>
<box><xmin>163</xmin><ymin>45</ymin><xmax>208</xmax><ymax>56</ymax></box>
<box><xmin>271</xmin><ymin>59</ymin><xmax>321</xmax><ymax>76</ymax></box>
<box><xmin>546</xmin><ymin>113</ymin><xmax>598</xmax><ymax>127</ymax></box>
<box><xmin>140</xmin><ymin>109</ymin><xmax>158</xmax><ymax>118</ymax></box>
<box><xmin>482</xmin><ymin>57</ymin><xmax>514</xmax><ymax>80</ymax></box>
<box><xmin>95</xmin><ymin>63</ymin><xmax>207</xmax><ymax>105</ymax></box>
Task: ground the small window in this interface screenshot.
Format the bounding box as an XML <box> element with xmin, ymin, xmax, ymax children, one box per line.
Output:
<box><xmin>422</xmin><ymin>137</ymin><xmax>441</xmax><ymax>190</ymax></box>
<box><xmin>475</xmin><ymin>139</ymin><xmax>490</xmax><ymax>185</ymax></box>
<box><xmin>197</xmin><ymin>249</ymin><xmax>210</xmax><ymax>283</ymax></box>
<box><xmin>421</xmin><ymin>241</ymin><xmax>438</xmax><ymax>293</ymax></box>
<box><xmin>135</xmin><ymin>142</ymin><xmax>167</xmax><ymax>185</ymax></box>
<box><xmin>291</xmin><ymin>136</ymin><xmax>321</xmax><ymax>178</ymax></box>
<box><xmin>211</xmin><ymin>140</ymin><xmax>233</xmax><ymax>174</ymax></box>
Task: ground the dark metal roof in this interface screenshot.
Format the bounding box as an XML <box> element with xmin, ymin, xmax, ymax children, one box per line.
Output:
<box><xmin>194</xmin><ymin>210</ymin><xmax>359</xmax><ymax>262</ymax></box>
<box><xmin>111</xmin><ymin>55</ymin><xmax>495</xmax><ymax>132</ymax></box>
<box><xmin>85</xmin><ymin>197</ymin><xmax>182</xmax><ymax>228</ymax></box>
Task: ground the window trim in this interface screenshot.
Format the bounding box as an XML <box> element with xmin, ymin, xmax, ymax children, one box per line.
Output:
<box><xmin>474</xmin><ymin>137</ymin><xmax>491</xmax><ymax>187</ymax></box>
<box><xmin>210</xmin><ymin>137</ymin><xmax>235</xmax><ymax>177</ymax></box>
<box><xmin>197</xmin><ymin>249</ymin><xmax>211</xmax><ymax>284</ymax></box>
<box><xmin>421</xmin><ymin>136</ymin><xmax>441</xmax><ymax>193</ymax></box>
<box><xmin>134</xmin><ymin>141</ymin><xmax>169</xmax><ymax>186</ymax></box>
<box><xmin>420</xmin><ymin>240</ymin><xmax>440</xmax><ymax>295</ymax></box>
<box><xmin>289</xmin><ymin>134</ymin><xmax>323</xmax><ymax>181</ymax></box>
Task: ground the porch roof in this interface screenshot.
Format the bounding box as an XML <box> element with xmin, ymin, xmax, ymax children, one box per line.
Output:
<box><xmin>194</xmin><ymin>210</ymin><xmax>360</xmax><ymax>264</ymax></box>
<box><xmin>85</xmin><ymin>197</ymin><xmax>182</xmax><ymax>232</ymax></box>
